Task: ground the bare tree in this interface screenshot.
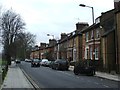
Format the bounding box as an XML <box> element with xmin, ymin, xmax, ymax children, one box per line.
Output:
<box><xmin>15</xmin><ymin>32</ymin><xmax>36</xmax><ymax>59</ymax></box>
<box><xmin>1</xmin><ymin>9</ymin><xmax>25</xmax><ymax>44</ymax></box>
<box><xmin>0</xmin><ymin>9</ymin><xmax>26</xmax><ymax>64</ymax></box>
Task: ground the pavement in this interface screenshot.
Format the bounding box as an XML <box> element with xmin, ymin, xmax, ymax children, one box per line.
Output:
<box><xmin>0</xmin><ymin>63</ymin><xmax>120</xmax><ymax>89</ymax></box>
<box><xmin>0</xmin><ymin>61</ymin><xmax>34</xmax><ymax>89</ymax></box>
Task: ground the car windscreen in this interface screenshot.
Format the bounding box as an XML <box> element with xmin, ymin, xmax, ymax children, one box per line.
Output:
<box><xmin>55</xmin><ymin>59</ymin><xmax>67</xmax><ymax>63</ymax></box>
<box><xmin>33</xmin><ymin>59</ymin><xmax>40</xmax><ymax>62</ymax></box>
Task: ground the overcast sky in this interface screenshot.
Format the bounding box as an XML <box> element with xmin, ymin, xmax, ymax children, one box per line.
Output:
<box><xmin>0</xmin><ymin>0</ymin><xmax>114</xmax><ymax>46</ymax></box>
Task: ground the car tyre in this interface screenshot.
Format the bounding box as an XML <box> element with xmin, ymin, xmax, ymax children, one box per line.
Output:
<box><xmin>87</xmin><ymin>71</ymin><xmax>94</xmax><ymax>76</ymax></box>
<box><xmin>65</xmin><ymin>67</ymin><xmax>68</xmax><ymax>71</ymax></box>
<box><xmin>56</xmin><ymin>64</ymin><xmax>60</xmax><ymax>70</ymax></box>
<box><xmin>74</xmin><ymin>71</ymin><xmax>79</xmax><ymax>75</ymax></box>
<box><xmin>74</xmin><ymin>68</ymin><xmax>79</xmax><ymax>75</ymax></box>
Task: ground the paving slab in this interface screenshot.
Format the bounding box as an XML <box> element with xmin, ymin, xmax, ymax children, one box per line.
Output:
<box><xmin>1</xmin><ymin>62</ymin><xmax>34</xmax><ymax>89</ymax></box>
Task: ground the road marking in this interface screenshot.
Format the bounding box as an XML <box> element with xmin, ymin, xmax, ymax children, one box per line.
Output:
<box><xmin>94</xmin><ymin>82</ymin><xmax>99</xmax><ymax>85</ymax></box>
<box><xmin>57</xmin><ymin>71</ymin><xmax>71</xmax><ymax>75</ymax></box>
<box><xmin>57</xmin><ymin>71</ymin><xmax>87</xmax><ymax>82</ymax></box>
<box><xmin>103</xmin><ymin>85</ymin><xmax>109</xmax><ymax>88</ymax></box>
<box><xmin>87</xmin><ymin>80</ymin><xmax>91</xmax><ymax>82</ymax></box>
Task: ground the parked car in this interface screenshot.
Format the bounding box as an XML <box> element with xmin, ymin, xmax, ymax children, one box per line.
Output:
<box><xmin>52</xmin><ymin>59</ymin><xmax>69</xmax><ymax>70</ymax></box>
<box><xmin>49</xmin><ymin>61</ymin><xmax>55</xmax><ymax>68</ymax></box>
<box><xmin>73</xmin><ymin>59</ymin><xmax>95</xmax><ymax>76</ymax></box>
<box><xmin>44</xmin><ymin>61</ymin><xmax>51</xmax><ymax>67</ymax></box>
<box><xmin>31</xmin><ymin>59</ymin><xmax>40</xmax><ymax>67</ymax></box>
<box><xmin>70</xmin><ymin>61</ymin><xmax>76</xmax><ymax>66</ymax></box>
<box><xmin>40</xmin><ymin>59</ymin><xmax>48</xmax><ymax>66</ymax></box>
<box><xmin>15</xmin><ymin>59</ymin><xmax>21</xmax><ymax>64</ymax></box>
<box><xmin>25</xmin><ymin>59</ymin><xmax>31</xmax><ymax>62</ymax></box>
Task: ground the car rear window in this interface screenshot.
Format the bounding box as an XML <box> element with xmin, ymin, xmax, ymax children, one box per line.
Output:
<box><xmin>33</xmin><ymin>59</ymin><xmax>39</xmax><ymax>62</ymax></box>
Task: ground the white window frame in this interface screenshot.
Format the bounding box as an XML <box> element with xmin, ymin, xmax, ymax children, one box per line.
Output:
<box><xmin>96</xmin><ymin>29</ymin><xmax>100</xmax><ymax>38</ymax></box>
<box><xmin>90</xmin><ymin>47</ymin><xmax>92</xmax><ymax>60</ymax></box>
<box><xmin>95</xmin><ymin>47</ymin><xmax>99</xmax><ymax>60</ymax></box>
<box><xmin>91</xmin><ymin>30</ymin><xmax>94</xmax><ymax>40</ymax></box>
<box><xmin>86</xmin><ymin>32</ymin><xmax>89</xmax><ymax>42</ymax></box>
<box><xmin>85</xmin><ymin>47</ymin><xmax>89</xmax><ymax>59</ymax></box>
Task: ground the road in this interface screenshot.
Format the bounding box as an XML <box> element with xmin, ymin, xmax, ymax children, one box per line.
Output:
<box><xmin>19</xmin><ymin>61</ymin><xmax>119</xmax><ymax>89</ymax></box>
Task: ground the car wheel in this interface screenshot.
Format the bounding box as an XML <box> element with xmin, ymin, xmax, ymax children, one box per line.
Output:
<box><xmin>87</xmin><ymin>71</ymin><xmax>94</xmax><ymax>76</ymax></box>
<box><xmin>56</xmin><ymin>64</ymin><xmax>60</xmax><ymax>70</ymax></box>
<box><xmin>55</xmin><ymin>67</ymin><xmax>58</xmax><ymax>70</ymax></box>
<box><xmin>74</xmin><ymin>69</ymin><xmax>79</xmax><ymax>75</ymax></box>
<box><xmin>65</xmin><ymin>68</ymin><xmax>68</xmax><ymax>71</ymax></box>
<box><xmin>74</xmin><ymin>71</ymin><xmax>79</xmax><ymax>75</ymax></box>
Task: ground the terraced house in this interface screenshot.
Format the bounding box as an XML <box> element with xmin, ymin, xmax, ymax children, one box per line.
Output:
<box><xmin>115</xmin><ymin>0</ymin><xmax>120</xmax><ymax>73</ymax></box>
<box><xmin>81</xmin><ymin>17</ymin><xmax>101</xmax><ymax>71</ymax></box>
<box><xmin>30</xmin><ymin>1</ymin><xmax>120</xmax><ymax>74</ymax></box>
<box><xmin>116</xmin><ymin>10</ymin><xmax>120</xmax><ymax>73</ymax></box>
<box><xmin>57</xmin><ymin>33</ymin><xmax>68</xmax><ymax>60</ymax></box>
<box><xmin>100</xmin><ymin>9</ymin><xmax>116</xmax><ymax>73</ymax></box>
<box><xmin>67</xmin><ymin>23</ymin><xmax>89</xmax><ymax>62</ymax></box>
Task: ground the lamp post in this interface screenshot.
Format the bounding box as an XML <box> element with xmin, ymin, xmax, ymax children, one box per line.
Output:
<box><xmin>79</xmin><ymin>4</ymin><xmax>95</xmax><ymax>74</ymax></box>
<box><xmin>79</xmin><ymin>4</ymin><xmax>95</xmax><ymax>55</ymax></box>
<box><xmin>79</xmin><ymin>4</ymin><xmax>94</xmax><ymax>24</ymax></box>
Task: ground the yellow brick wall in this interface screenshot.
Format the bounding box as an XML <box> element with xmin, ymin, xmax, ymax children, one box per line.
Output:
<box><xmin>74</xmin><ymin>36</ymin><xmax>79</xmax><ymax>61</ymax></box>
<box><xmin>67</xmin><ymin>38</ymin><xmax>73</xmax><ymax>59</ymax></box>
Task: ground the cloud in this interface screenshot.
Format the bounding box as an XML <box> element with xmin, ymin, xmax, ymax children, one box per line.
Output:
<box><xmin>0</xmin><ymin>0</ymin><xmax>114</xmax><ymax>45</ymax></box>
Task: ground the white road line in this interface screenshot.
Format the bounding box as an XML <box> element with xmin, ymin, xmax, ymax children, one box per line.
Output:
<box><xmin>94</xmin><ymin>82</ymin><xmax>99</xmax><ymax>85</ymax></box>
<box><xmin>103</xmin><ymin>85</ymin><xmax>109</xmax><ymax>88</ymax></box>
<box><xmin>57</xmin><ymin>71</ymin><xmax>72</xmax><ymax>76</ymax></box>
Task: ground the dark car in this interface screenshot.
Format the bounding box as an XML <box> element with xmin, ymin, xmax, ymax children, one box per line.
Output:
<box><xmin>15</xmin><ymin>59</ymin><xmax>21</xmax><ymax>64</ymax></box>
<box><xmin>52</xmin><ymin>59</ymin><xmax>69</xmax><ymax>70</ymax></box>
<box><xmin>31</xmin><ymin>59</ymin><xmax>40</xmax><ymax>67</ymax></box>
<box><xmin>74</xmin><ymin>59</ymin><xmax>95</xmax><ymax>76</ymax></box>
<box><xmin>49</xmin><ymin>61</ymin><xmax>55</xmax><ymax>68</ymax></box>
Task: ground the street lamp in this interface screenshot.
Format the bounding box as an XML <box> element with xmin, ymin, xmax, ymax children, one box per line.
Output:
<box><xmin>79</xmin><ymin>4</ymin><xmax>96</xmax><ymax>74</ymax></box>
<box><xmin>79</xmin><ymin>4</ymin><xmax>94</xmax><ymax>24</ymax></box>
<box><xmin>47</xmin><ymin>34</ymin><xmax>54</xmax><ymax>39</ymax></box>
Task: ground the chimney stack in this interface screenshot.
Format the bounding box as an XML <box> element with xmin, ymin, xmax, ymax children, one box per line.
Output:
<box><xmin>76</xmin><ymin>22</ymin><xmax>89</xmax><ymax>31</ymax></box>
<box><xmin>40</xmin><ymin>43</ymin><xmax>46</xmax><ymax>48</ymax></box>
<box><xmin>49</xmin><ymin>39</ymin><xmax>57</xmax><ymax>46</ymax></box>
<box><xmin>114</xmin><ymin>0</ymin><xmax>120</xmax><ymax>10</ymax></box>
<box><xmin>61</xmin><ymin>33</ymin><xmax>67</xmax><ymax>40</ymax></box>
